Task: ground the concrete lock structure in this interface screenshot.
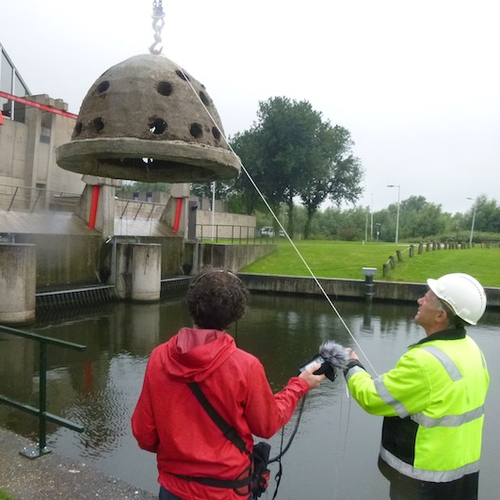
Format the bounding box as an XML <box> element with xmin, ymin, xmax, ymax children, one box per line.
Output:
<box><xmin>0</xmin><ymin>243</ymin><xmax>36</xmax><ymax>324</ymax></box>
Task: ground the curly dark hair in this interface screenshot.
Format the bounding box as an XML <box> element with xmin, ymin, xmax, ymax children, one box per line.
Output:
<box><xmin>185</xmin><ymin>267</ymin><xmax>250</xmax><ymax>330</ymax></box>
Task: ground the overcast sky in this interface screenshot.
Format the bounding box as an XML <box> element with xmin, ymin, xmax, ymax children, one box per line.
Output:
<box><xmin>2</xmin><ymin>0</ymin><xmax>499</xmax><ymax>214</ymax></box>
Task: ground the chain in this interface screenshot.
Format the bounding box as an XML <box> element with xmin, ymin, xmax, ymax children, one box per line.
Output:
<box><xmin>149</xmin><ymin>0</ymin><xmax>165</xmax><ymax>55</ymax></box>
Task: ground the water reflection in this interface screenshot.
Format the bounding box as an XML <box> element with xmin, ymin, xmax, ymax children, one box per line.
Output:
<box><xmin>0</xmin><ymin>295</ymin><xmax>498</xmax><ymax>499</ymax></box>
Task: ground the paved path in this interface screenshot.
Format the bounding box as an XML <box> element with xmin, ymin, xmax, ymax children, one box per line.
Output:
<box><xmin>0</xmin><ymin>427</ymin><xmax>156</xmax><ymax>500</ymax></box>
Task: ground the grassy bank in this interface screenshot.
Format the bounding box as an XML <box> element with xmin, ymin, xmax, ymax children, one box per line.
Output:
<box><xmin>240</xmin><ymin>241</ymin><xmax>500</xmax><ymax>287</ymax></box>
<box><xmin>0</xmin><ymin>491</ymin><xmax>15</xmax><ymax>500</ymax></box>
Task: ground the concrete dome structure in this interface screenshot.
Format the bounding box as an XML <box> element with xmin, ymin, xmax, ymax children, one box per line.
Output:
<box><xmin>56</xmin><ymin>54</ymin><xmax>241</xmax><ymax>183</ymax></box>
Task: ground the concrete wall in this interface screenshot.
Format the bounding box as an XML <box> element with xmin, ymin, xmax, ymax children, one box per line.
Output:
<box><xmin>186</xmin><ymin>242</ymin><xmax>276</xmax><ymax>273</ymax></box>
<box><xmin>239</xmin><ymin>273</ymin><xmax>500</xmax><ymax>308</ymax></box>
<box><xmin>196</xmin><ymin>210</ymin><xmax>256</xmax><ymax>239</ymax></box>
<box><xmin>24</xmin><ymin>234</ymin><xmax>105</xmax><ymax>290</ymax></box>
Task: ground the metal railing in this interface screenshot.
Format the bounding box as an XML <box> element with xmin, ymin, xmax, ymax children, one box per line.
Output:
<box><xmin>0</xmin><ymin>182</ymin><xmax>81</xmax><ymax>213</ymax></box>
<box><xmin>0</xmin><ymin>325</ymin><xmax>86</xmax><ymax>458</ymax></box>
<box><xmin>117</xmin><ymin>198</ymin><xmax>167</xmax><ymax>220</ymax></box>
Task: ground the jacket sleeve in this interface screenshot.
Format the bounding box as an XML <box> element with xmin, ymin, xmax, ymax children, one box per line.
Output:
<box><xmin>346</xmin><ymin>351</ymin><xmax>431</xmax><ymax>418</ymax></box>
<box><xmin>131</xmin><ymin>359</ymin><xmax>159</xmax><ymax>453</ymax></box>
<box><xmin>243</xmin><ymin>359</ymin><xmax>310</xmax><ymax>439</ymax></box>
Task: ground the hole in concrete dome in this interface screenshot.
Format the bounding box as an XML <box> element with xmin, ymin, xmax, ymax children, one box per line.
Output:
<box><xmin>96</xmin><ymin>81</ymin><xmax>110</xmax><ymax>94</ymax></box>
<box><xmin>92</xmin><ymin>117</ymin><xmax>105</xmax><ymax>133</ymax></box>
<box><xmin>190</xmin><ymin>123</ymin><xmax>203</xmax><ymax>139</ymax></box>
<box><xmin>212</xmin><ymin>127</ymin><xmax>221</xmax><ymax>141</ymax></box>
<box><xmin>199</xmin><ymin>91</ymin><xmax>210</xmax><ymax>106</ymax></box>
<box><xmin>149</xmin><ymin>118</ymin><xmax>167</xmax><ymax>135</ymax></box>
<box><xmin>74</xmin><ymin>122</ymin><xmax>83</xmax><ymax>137</ymax></box>
<box><xmin>175</xmin><ymin>69</ymin><xmax>190</xmax><ymax>82</ymax></box>
<box><xmin>157</xmin><ymin>81</ymin><xmax>173</xmax><ymax>96</ymax></box>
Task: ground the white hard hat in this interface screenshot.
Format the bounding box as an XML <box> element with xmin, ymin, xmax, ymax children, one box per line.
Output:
<box><xmin>427</xmin><ymin>273</ymin><xmax>487</xmax><ymax>325</ymax></box>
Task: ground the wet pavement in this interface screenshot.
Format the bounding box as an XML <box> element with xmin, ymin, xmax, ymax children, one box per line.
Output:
<box><xmin>0</xmin><ymin>427</ymin><xmax>157</xmax><ymax>500</ymax></box>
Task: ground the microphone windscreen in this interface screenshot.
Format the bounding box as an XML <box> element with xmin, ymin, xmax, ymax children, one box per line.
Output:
<box><xmin>319</xmin><ymin>340</ymin><xmax>349</xmax><ymax>370</ymax></box>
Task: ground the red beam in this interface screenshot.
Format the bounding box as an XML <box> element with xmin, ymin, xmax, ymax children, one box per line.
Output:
<box><xmin>0</xmin><ymin>91</ymin><xmax>78</xmax><ymax>120</ymax></box>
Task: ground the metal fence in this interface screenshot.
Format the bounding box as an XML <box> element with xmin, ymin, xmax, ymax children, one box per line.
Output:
<box><xmin>0</xmin><ymin>325</ymin><xmax>86</xmax><ymax>458</ymax></box>
<box><xmin>0</xmin><ymin>182</ymin><xmax>81</xmax><ymax>212</ymax></box>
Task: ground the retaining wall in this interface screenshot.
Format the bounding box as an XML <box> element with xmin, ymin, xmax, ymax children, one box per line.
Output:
<box><xmin>239</xmin><ymin>273</ymin><xmax>500</xmax><ymax>308</ymax></box>
<box><xmin>195</xmin><ymin>243</ymin><xmax>276</xmax><ymax>272</ymax></box>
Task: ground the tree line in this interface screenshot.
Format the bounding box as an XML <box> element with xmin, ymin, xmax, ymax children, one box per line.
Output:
<box><xmin>259</xmin><ymin>194</ymin><xmax>499</xmax><ymax>243</ymax></box>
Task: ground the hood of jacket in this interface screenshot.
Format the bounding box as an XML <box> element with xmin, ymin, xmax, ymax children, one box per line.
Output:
<box><xmin>161</xmin><ymin>327</ymin><xmax>237</xmax><ymax>382</ymax></box>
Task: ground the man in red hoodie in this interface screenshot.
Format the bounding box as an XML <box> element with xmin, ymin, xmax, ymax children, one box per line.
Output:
<box><xmin>132</xmin><ymin>267</ymin><xmax>324</xmax><ymax>500</ymax></box>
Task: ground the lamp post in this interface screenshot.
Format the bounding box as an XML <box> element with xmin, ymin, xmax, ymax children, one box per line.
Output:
<box><xmin>370</xmin><ymin>192</ymin><xmax>374</xmax><ymax>241</ymax></box>
<box><xmin>466</xmin><ymin>197</ymin><xmax>476</xmax><ymax>244</ymax></box>
<box><xmin>387</xmin><ymin>184</ymin><xmax>401</xmax><ymax>246</ymax></box>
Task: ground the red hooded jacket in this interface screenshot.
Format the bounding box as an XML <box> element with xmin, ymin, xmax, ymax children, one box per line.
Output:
<box><xmin>131</xmin><ymin>327</ymin><xmax>310</xmax><ymax>500</ymax></box>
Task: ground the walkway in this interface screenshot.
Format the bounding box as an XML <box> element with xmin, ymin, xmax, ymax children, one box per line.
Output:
<box><xmin>0</xmin><ymin>427</ymin><xmax>156</xmax><ymax>500</ymax></box>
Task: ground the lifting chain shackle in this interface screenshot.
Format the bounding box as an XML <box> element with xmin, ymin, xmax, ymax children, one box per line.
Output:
<box><xmin>149</xmin><ymin>0</ymin><xmax>165</xmax><ymax>55</ymax></box>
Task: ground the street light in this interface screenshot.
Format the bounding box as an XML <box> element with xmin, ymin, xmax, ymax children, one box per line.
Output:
<box><xmin>387</xmin><ymin>184</ymin><xmax>401</xmax><ymax>246</ymax></box>
<box><xmin>466</xmin><ymin>197</ymin><xmax>476</xmax><ymax>244</ymax></box>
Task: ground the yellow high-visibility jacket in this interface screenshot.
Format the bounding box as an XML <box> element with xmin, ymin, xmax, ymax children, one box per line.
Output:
<box><xmin>345</xmin><ymin>327</ymin><xmax>489</xmax><ymax>483</ymax></box>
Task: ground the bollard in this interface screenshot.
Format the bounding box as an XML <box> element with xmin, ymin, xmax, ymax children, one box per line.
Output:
<box><xmin>409</xmin><ymin>245</ymin><xmax>414</xmax><ymax>257</ymax></box>
<box><xmin>362</xmin><ymin>267</ymin><xmax>377</xmax><ymax>300</ymax></box>
<box><xmin>396</xmin><ymin>250</ymin><xmax>403</xmax><ymax>262</ymax></box>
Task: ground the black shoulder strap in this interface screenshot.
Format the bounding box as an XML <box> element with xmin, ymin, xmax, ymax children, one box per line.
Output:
<box><xmin>188</xmin><ymin>382</ymin><xmax>248</xmax><ymax>454</ymax></box>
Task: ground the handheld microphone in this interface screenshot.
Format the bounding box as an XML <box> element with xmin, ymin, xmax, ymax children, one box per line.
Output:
<box><xmin>299</xmin><ymin>340</ymin><xmax>349</xmax><ymax>381</ymax></box>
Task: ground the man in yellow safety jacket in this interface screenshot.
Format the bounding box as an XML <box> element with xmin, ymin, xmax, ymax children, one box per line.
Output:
<box><xmin>345</xmin><ymin>273</ymin><xmax>489</xmax><ymax>500</ymax></box>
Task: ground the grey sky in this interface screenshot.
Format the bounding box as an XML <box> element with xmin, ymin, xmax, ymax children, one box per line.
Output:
<box><xmin>2</xmin><ymin>0</ymin><xmax>499</xmax><ymax>214</ymax></box>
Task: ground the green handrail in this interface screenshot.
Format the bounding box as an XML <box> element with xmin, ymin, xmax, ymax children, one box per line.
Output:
<box><xmin>0</xmin><ymin>324</ymin><xmax>86</xmax><ymax>459</ymax></box>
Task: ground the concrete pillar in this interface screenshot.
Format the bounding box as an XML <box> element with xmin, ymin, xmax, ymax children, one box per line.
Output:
<box><xmin>80</xmin><ymin>175</ymin><xmax>122</xmax><ymax>238</ymax></box>
<box><xmin>131</xmin><ymin>244</ymin><xmax>161</xmax><ymax>302</ymax></box>
<box><xmin>0</xmin><ymin>244</ymin><xmax>36</xmax><ymax>324</ymax></box>
<box><xmin>161</xmin><ymin>183</ymin><xmax>190</xmax><ymax>235</ymax></box>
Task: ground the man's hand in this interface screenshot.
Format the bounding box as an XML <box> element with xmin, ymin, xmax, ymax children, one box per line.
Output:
<box><xmin>299</xmin><ymin>363</ymin><xmax>325</xmax><ymax>389</ymax></box>
<box><xmin>347</xmin><ymin>348</ymin><xmax>359</xmax><ymax>361</ymax></box>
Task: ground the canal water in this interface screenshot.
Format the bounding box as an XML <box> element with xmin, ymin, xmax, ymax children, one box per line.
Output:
<box><xmin>0</xmin><ymin>293</ymin><xmax>498</xmax><ymax>499</ymax></box>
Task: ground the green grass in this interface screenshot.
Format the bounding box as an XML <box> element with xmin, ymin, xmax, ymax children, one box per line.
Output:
<box><xmin>0</xmin><ymin>491</ymin><xmax>16</xmax><ymax>500</ymax></box>
<box><xmin>240</xmin><ymin>241</ymin><xmax>500</xmax><ymax>287</ymax></box>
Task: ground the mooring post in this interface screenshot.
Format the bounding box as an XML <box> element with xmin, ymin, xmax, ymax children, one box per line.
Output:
<box><xmin>362</xmin><ymin>267</ymin><xmax>377</xmax><ymax>300</ymax></box>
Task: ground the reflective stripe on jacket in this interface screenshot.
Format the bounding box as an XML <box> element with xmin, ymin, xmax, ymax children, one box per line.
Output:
<box><xmin>345</xmin><ymin>327</ymin><xmax>489</xmax><ymax>483</ymax></box>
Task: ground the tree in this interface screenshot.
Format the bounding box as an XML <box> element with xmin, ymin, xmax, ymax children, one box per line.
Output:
<box><xmin>300</xmin><ymin>125</ymin><xmax>363</xmax><ymax>238</ymax></box>
<box><xmin>469</xmin><ymin>195</ymin><xmax>500</xmax><ymax>233</ymax></box>
<box><xmin>230</xmin><ymin>97</ymin><xmax>363</xmax><ymax>238</ymax></box>
<box><xmin>228</xmin><ymin>130</ymin><xmax>267</xmax><ymax>215</ymax></box>
<box><xmin>397</xmin><ymin>196</ymin><xmax>446</xmax><ymax>240</ymax></box>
